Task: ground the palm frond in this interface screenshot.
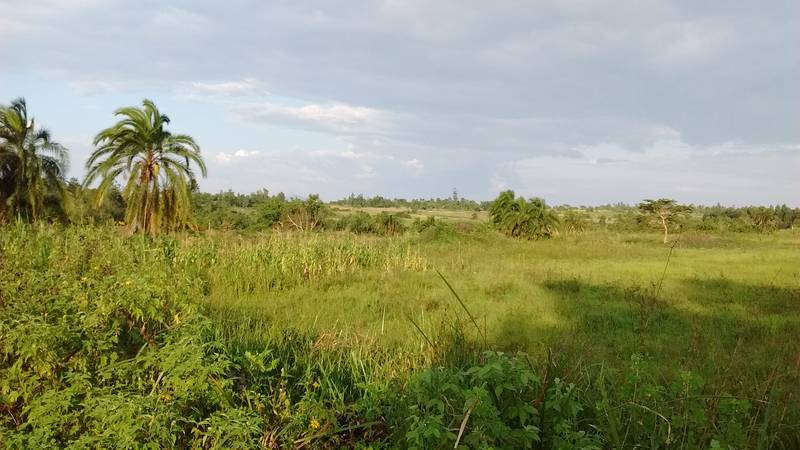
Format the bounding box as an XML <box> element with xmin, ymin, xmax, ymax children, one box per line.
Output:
<box><xmin>84</xmin><ymin>99</ymin><xmax>206</xmax><ymax>234</ymax></box>
<box><xmin>0</xmin><ymin>98</ymin><xmax>69</xmax><ymax>221</ymax></box>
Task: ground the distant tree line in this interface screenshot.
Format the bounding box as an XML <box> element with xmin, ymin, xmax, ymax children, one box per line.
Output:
<box><xmin>191</xmin><ymin>191</ymin><xmax>420</xmax><ymax>236</ymax></box>
<box><xmin>599</xmin><ymin>203</ymin><xmax>799</xmax><ymax>235</ymax></box>
<box><xmin>332</xmin><ymin>190</ymin><xmax>491</xmax><ymax>211</ymax></box>
<box><xmin>694</xmin><ymin>204</ymin><xmax>799</xmax><ymax>232</ymax></box>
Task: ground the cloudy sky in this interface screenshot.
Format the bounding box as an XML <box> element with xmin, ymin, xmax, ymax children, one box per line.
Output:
<box><xmin>1</xmin><ymin>0</ymin><xmax>798</xmax><ymax>205</ymax></box>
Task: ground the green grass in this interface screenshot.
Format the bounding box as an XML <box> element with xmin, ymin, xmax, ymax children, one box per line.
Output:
<box><xmin>205</xmin><ymin>230</ymin><xmax>799</xmax><ymax>379</ymax></box>
<box><xmin>200</xmin><ymin>227</ymin><xmax>800</xmax><ymax>446</ymax></box>
<box><xmin>3</xmin><ymin>223</ymin><xmax>799</xmax><ymax>447</ymax></box>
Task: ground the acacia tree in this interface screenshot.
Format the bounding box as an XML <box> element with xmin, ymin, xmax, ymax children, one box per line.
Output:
<box><xmin>84</xmin><ymin>100</ymin><xmax>206</xmax><ymax>235</ymax></box>
<box><xmin>0</xmin><ymin>98</ymin><xmax>69</xmax><ymax>222</ymax></box>
<box><xmin>489</xmin><ymin>190</ymin><xmax>558</xmax><ymax>239</ymax></box>
<box><xmin>638</xmin><ymin>198</ymin><xmax>692</xmax><ymax>243</ymax></box>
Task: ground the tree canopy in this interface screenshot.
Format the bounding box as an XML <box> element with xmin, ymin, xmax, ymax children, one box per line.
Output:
<box><xmin>0</xmin><ymin>98</ymin><xmax>69</xmax><ymax>222</ymax></box>
<box><xmin>489</xmin><ymin>190</ymin><xmax>558</xmax><ymax>239</ymax></box>
<box><xmin>638</xmin><ymin>198</ymin><xmax>692</xmax><ymax>243</ymax></box>
<box><xmin>84</xmin><ymin>99</ymin><xmax>207</xmax><ymax>235</ymax></box>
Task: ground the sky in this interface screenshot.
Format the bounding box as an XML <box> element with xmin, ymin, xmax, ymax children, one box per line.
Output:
<box><xmin>1</xmin><ymin>0</ymin><xmax>798</xmax><ymax>205</ymax></box>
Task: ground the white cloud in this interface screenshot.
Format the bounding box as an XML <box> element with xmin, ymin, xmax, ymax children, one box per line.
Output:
<box><xmin>401</xmin><ymin>158</ymin><xmax>424</xmax><ymax>174</ymax></box>
<box><xmin>185</xmin><ymin>78</ymin><xmax>269</xmax><ymax>99</ymax></box>
<box><xmin>232</xmin><ymin>102</ymin><xmax>389</xmax><ymax>134</ymax></box>
<box><xmin>234</xmin><ymin>149</ymin><xmax>259</xmax><ymax>157</ymax></box>
<box><xmin>214</xmin><ymin>149</ymin><xmax>260</xmax><ymax>165</ymax></box>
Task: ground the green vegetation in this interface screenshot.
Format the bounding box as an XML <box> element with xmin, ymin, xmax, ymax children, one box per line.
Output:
<box><xmin>332</xmin><ymin>189</ymin><xmax>488</xmax><ymax>211</ymax></box>
<box><xmin>2</xmin><ymin>224</ymin><xmax>798</xmax><ymax>448</ymax></box>
<box><xmin>0</xmin><ymin>98</ymin><xmax>69</xmax><ymax>222</ymax></box>
<box><xmin>638</xmin><ymin>199</ymin><xmax>694</xmax><ymax>243</ymax></box>
<box><xmin>2</xmin><ymin>96</ymin><xmax>800</xmax><ymax>448</ymax></box>
<box><xmin>490</xmin><ymin>190</ymin><xmax>559</xmax><ymax>239</ymax></box>
<box><xmin>188</xmin><ymin>191</ymin><xmax>800</xmax><ymax>238</ymax></box>
<box><xmin>85</xmin><ymin>99</ymin><xmax>207</xmax><ymax>235</ymax></box>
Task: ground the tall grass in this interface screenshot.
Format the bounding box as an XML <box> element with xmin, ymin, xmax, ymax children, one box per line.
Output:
<box><xmin>2</xmin><ymin>224</ymin><xmax>799</xmax><ymax>447</ymax></box>
<box><xmin>176</xmin><ymin>232</ymin><xmax>427</xmax><ymax>295</ymax></box>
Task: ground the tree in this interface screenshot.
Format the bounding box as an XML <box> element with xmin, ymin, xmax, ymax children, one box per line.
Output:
<box><xmin>84</xmin><ymin>99</ymin><xmax>207</xmax><ymax>235</ymax></box>
<box><xmin>373</xmin><ymin>212</ymin><xmax>405</xmax><ymax>235</ymax></box>
<box><xmin>0</xmin><ymin>98</ymin><xmax>69</xmax><ymax>222</ymax></box>
<box><xmin>489</xmin><ymin>190</ymin><xmax>559</xmax><ymax>239</ymax></box>
<box><xmin>281</xmin><ymin>194</ymin><xmax>327</xmax><ymax>231</ymax></box>
<box><xmin>489</xmin><ymin>190</ymin><xmax>517</xmax><ymax>228</ymax></box>
<box><xmin>746</xmin><ymin>207</ymin><xmax>777</xmax><ymax>232</ymax></box>
<box><xmin>638</xmin><ymin>198</ymin><xmax>692</xmax><ymax>243</ymax></box>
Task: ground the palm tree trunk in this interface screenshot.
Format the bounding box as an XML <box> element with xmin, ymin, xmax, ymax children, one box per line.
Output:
<box><xmin>142</xmin><ymin>152</ymin><xmax>154</xmax><ymax>235</ymax></box>
<box><xmin>141</xmin><ymin>176</ymin><xmax>152</xmax><ymax>234</ymax></box>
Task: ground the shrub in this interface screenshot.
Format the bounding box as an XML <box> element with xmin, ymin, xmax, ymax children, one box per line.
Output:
<box><xmin>280</xmin><ymin>194</ymin><xmax>328</xmax><ymax>231</ymax></box>
<box><xmin>0</xmin><ymin>225</ymin><xmax>260</xmax><ymax>447</ymax></box>
<box><xmin>394</xmin><ymin>351</ymin><xmax>601</xmax><ymax>449</ymax></box>
<box><xmin>335</xmin><ymin>211</ymin><xmax>374</xmax><ymax>234</ymax></box>
<box><xmin>256</xmin><ymin>196</ymin><xmax>285</xmax><ymax>228</ymax></box>
<box><xmin>489</xmin><ymin>190</ymin><xmax>559</xmax><ymax>239</ymax></box>
<box><xmin>411</xmin><ymin>215</ymin><xmax>437</xmax><ymax>232</ymax></box>
<box><xmin>413</xmin><ymin>216</ymin><xmax>457</xmax><ymax>241</ymax></box>
<box><xmin>561</xmin><ymin>210</ymin><xmax>590</xmax><ymax>234</ymax></box>
<box><xmin>372</xmin><ymin>212</ymin><xmax>405</xmax><ymax>236</ymax></box>
<box><xmin>335</xmin><ymin>211</ymin><xmax>407</xmax><ymax>236</ymax></box>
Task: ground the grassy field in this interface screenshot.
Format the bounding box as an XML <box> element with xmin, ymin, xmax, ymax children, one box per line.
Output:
<box><xmin>330</xmin><ymin>204</ymin><xmax>490</xmax><ymax>224</ymax></box>
<box><xmin>201</xmin><ymin>226</ymin><xmax>800</xmax><ymax>447</ymax></box>
<box><xmin>206</xmin><ymin>228</ymin><xmax>800</xmax><ymax>385</ymax></box>
<box><xmin>3</xmin><ymin>223</ymin><xmax>799</xmax><ymax>448</ymax></box>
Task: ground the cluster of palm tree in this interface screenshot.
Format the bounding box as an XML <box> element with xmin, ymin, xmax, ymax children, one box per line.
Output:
<box><xmin>489</xmin><ymin>190</ymin><xmax>559</xmax><ymax>239</ymax></box>
<box><xmin>0</xmin><ymin>99</ymin><xmax>69</xmax><ymax>222</ymax></box>
<box><xmin>0</xmin><ymin>98</ymin><xmax>206</xmax><ymax>235</ymax></box>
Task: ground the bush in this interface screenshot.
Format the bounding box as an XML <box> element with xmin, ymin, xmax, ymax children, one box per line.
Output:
<box><xmin>372</xmin><ymin>212</ymin><xmax>405</xmax><ymax>236</ymax></box>
<box><xmin>561</xmin><ymin>210</ymin><xmax>590</xmax><ymax>234</ymax></box>
<box><xmin>0</xmin><ymin>225</ymin><xmax>260</xmax><ymax>447</ymax></box>
<box><xmin>335</xmin><ymin>211</ymin><xmax>374</xmax><ymax>234</ymax></box>
<box><xmin>395</xmin><ymin>351</ymin><xmax>600</xmax><ymax>449</ymax></box>
<box><xmin>280</xmin><ymin>194</ymin><xmax>328</xmax><ymax>231</ymax></box>
<box><xmin>412</xmin><ymin>216</ymin><xmax>458</xmax><ymax>241</ymax></box>
<box><xmin>489</xmin><ymin>190</ymin><xmax>559</xmax><ymax>239</ymax></box>
<box><xmin>256</xmin><ymin>196</ymin><xmax>285</xmax><ymax>228</ymax></box>
<box><xmin>334</xmin><ymin>211</ymin><xmax>407</xmax><ymax>236</ymax></box>
<box><xmin>411</xmin><ymin>215</ymin><xmax>437</xmax><ymax>232</ymax></box>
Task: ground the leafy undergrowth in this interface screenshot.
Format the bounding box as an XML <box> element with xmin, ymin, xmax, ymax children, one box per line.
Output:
<box><xmin>1</xmin><ymin>225</ymin><xmax>798</xmax><ymax>448</ymax></box>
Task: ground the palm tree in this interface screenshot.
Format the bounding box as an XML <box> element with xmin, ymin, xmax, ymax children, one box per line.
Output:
<box><xmin>0</xmin><ymin>98</ymin><xmax>69</xmax><ymax>222</ymax></box>
<box><xmin>84</xmin><ymin>99</ymin><xmax>207</xmax><ymax>235</ymax></box>
<box><xmin>489</xmin><ymin>190</ymin><xmax>559</xmax><ymax>239</ymax></box>
<box><xmin>489</xmin><ymin>190</ymin><xmax>517</xmax><ymax>228</ymax></box>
